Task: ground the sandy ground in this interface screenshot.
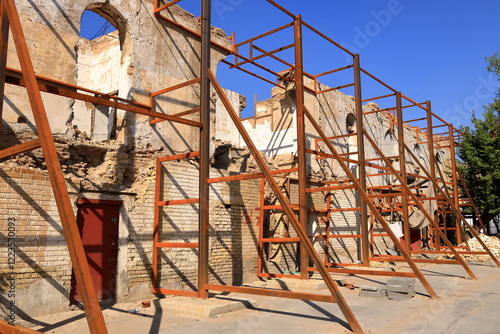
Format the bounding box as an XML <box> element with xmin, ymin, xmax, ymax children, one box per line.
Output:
<box><xmin>12</xmin><ymin>261</ymin><xmax>500</xmax><ymax>334</ymax></box>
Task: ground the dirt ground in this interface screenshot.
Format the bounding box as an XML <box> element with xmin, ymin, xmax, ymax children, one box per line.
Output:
<box><xmin>14</xmin><ymin>261</ymin><xmax>500</xmax><ymax>334</ymax></box>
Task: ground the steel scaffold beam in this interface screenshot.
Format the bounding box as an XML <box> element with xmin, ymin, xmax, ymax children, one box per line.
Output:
<box><xmin>0</xmin><ymin>0</ymin><xmax>107</xmax><ymax>333</ymax></box>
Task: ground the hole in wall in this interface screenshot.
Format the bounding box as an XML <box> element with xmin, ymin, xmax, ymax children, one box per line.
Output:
<box><xmin>346</xmin><ymin>113</ymin><xmax>356</xmax><ymax>133</ymax></box>
<box><xmin>75</xmin><ymin>6</ymin><xmax>125</xmax><ymax>141</ymax></box>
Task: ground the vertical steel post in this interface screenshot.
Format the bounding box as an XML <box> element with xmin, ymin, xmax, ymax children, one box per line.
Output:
<box><xmin>353</xmin><ymin>55</ymin><xmax>369</xmax><ymax>265</ymax></box>
<box><xmin>197</xmin><ymin>0</ymin><xmax>211</xmax><ymax>299</ymax></box>
<box><xmin>0</xmin><ymin>3</ymin><xmax>8</xmax><ymax>138</ymax></box>
<box><xmin>324</xmin><ymin>192</ymin><xmax>331</xmax><ymax>264</ymax></box>
<box><xmin>369</xmin><ymin>206</ymin><xmax>375</xmax><ymax>257</ymax></box>
<box><xmin>425</xmin><ymin>101</ymin><xmax>440</xmax><ymax>249</ymax></box>
<box><xmin>448</xmin><ymin>124</ymin><xmax>461</xmax><ymax>244</ymax></box>
<box><xmin>2</xmin><ymin>0</ymin><xmax>108</xmax><ymax>332</ymax></box>
<box><xmin>396</xmin><ymin>92</ymin><xmax>411</xmax><ymax>254</ymax></box>
<box><xmin>294</xmin><ymin>15</ymin><xmax>309</xmax><ymax>279</ymax></box>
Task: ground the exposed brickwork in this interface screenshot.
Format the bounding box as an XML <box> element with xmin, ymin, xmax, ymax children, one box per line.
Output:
<box><xmin>126</xmin><ymin>183</ymin><xmax>155</xmax><ymax>291</ymax></box>
<box><xmin>0</xmin><ymin>166</ymin><xmax>71</xmax><ymax>319</ymax></box>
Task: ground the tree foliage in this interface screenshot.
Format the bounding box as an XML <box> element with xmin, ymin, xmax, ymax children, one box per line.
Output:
<box><xmin>458</xmin><ymin>53</ymin><xmax>500</xmax><ymax>221</ymax></box>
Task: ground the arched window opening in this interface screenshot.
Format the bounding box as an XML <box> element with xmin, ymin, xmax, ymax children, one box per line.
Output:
<box><xmin>80</xmin><ymin>3</ymin><xmax>127</xmax><ymax>48</ymax></box>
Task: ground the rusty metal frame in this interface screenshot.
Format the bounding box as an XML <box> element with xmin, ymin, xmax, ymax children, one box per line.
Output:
<box><xmin>151</xmin><ymin>3</ymin><xmax>366</xmax><ymax>331</ymax></box>
<box><xmin>355</xmin><ymin>76</ymin><xmax>499</xmax><ymax>266</ymax></box>
<box><xmin>208</xmin><ymin>68</ymin><xmax>364</xmax><ymax>333</ymax></box>
<box><xmin>149</xmin><ymin>77</ymin><xmax>201</xmax><ymax>125</ymax></box>
<box><xmin>355</xmin><ymin>67</ymin><xmax>496</xmax><ymax>263</ymax></box>
<box><xmin>301</xmin><ymin>104</ymin><xmax>439</xmax><ymax>297</ymax></box>
<box><xmin>420</xmin><ymin>112</ymin><xmax>493</xmax><ymax>259</ymax></box>
<box><xmin>150</xmin><ymin>2</ymin><xmax>452</xmax><ymax>332</ymax></box>
<box><xmin>402</xmin><ymin>142</ymin><xmax>500</xmax><ymax>266</ymax></box>
<box><xmin>152</xmin><ymin>0</ymin><xmax>479</xmax><ymax>305</ymax></box>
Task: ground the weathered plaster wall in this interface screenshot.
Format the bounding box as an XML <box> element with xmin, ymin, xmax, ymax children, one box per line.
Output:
<box><xmin>2</xmin><ymin>0</ymin><xmax>233</xmax><ymax>148</ymax></box>
<box><xmin>74</xmin><ymin>31</ymin><xmax>122</xmax><ymax>139</ymax></box>
<box><xmin>242</xmin><ymin>87</ymin><xmax>296</xmax><ymax>159</ymax></box>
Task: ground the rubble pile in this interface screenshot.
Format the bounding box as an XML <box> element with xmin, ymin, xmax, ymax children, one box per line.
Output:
<box><xmin>435</xmin><ymin>234</ymin><xmax>500</xmax><ymax>262</ymax></box>
<box><xmin>467</xmin><ymin>234</ymin><xmax>500</xmax><ymax>256</ymax></box>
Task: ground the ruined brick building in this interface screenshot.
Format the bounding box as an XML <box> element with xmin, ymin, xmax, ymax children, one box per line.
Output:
<box><xmin>1</xmin><ymin>1</ymin><xmax>467</xmax><ymax>327</ymax></box>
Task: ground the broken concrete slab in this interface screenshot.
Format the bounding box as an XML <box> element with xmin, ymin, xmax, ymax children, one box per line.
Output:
<box><xmin>158</xmin><ymin>296</ymin><xmax>256</xmax><ymax>318</ymax></box>
<box><xmin>386</xmin><ymin>289</ymin><xmax>416</xmax><ymax>301</ymax></box>
<box><xmin>387</xmin><ymin>277</ymin><xmax>415</xmax><ymax>287</ymax></box>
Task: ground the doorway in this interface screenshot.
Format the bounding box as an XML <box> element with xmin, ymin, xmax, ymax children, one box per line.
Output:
<box><xmin>70</xmin><ymin>198</ymin><xmax>121</xmax><ymax>303</ymax></box>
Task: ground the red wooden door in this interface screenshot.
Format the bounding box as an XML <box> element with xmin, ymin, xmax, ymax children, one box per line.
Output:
<box><xmin>70</xmin><ymin>198</ymin><xmax>121</xmax><ymax>303</ymax></box>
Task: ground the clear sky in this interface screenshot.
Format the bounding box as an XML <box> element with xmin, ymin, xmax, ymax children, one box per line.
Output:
<box><xmin>81</xmin><ymin>0</ymin><xmax>500</xmax><ymax>128</ymax></box>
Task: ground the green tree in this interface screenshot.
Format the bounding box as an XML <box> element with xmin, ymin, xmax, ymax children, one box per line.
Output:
<box><xmin>458</xmin><ymin>53</ymin><xmax>500</xmax><ymax>228</ymax></box>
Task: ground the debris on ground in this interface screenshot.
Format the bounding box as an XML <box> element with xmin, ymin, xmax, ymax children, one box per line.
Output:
<box><xmin>431</xmin><ymin>234</ymin><xmax>500</xmax><ymax>262</ymax></box>
<box><xmin>466</xmin><ymin>234</ymin><xmax>500</xmax><ymax>255</ymax></box>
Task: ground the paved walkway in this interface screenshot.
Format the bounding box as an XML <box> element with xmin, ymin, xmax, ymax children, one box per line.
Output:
<box><xmin>22</xmin><ymin>262</ymin><xmax>500</xmax><ymax>334</ymax></box>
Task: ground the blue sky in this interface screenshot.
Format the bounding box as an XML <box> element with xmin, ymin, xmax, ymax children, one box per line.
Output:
<box><xmin>81</xmin><ymin>1</ymin><xmax>500</xmax><ymax>127</ymax></box>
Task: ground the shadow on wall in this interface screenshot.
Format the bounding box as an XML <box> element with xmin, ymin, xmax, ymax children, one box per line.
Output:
<box><xmin>27</xmin><ymin>0</ymin><xmax>76</xmax><ymax>60</ymax></box>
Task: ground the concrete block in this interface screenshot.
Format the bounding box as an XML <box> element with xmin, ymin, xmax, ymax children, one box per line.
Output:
<box><xmin>387</xmin><ymin>277</ymin><xmax>415</xmax><ymax>287</ymax></box>
<box><xmin>386</xmin><ymin>278</ymin><xmax>415</xmax><ymax>300</ymax></box>
<box><xmin>359</xmin><ymin>286</ymin><xmax>386</xmax><ymax>299</ymax></box>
